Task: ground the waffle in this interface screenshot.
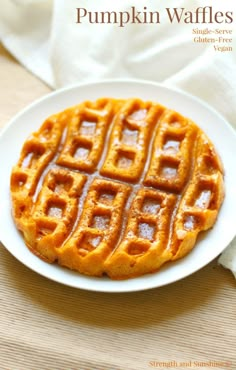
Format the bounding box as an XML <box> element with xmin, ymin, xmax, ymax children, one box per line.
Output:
<box><xmin>10</xmin><ymin>98</ymin><xmax>224</xmax><ymax>279</ymax></box>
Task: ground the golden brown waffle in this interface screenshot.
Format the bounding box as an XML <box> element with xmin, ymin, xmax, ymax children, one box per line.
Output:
<box><xmin>10</xmin><ymin>98</ymin><xmax>224</xmax><ymax>279</ymax></box>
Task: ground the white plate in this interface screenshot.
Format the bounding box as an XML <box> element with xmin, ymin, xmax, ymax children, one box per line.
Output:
<box><xmin>0</xmin><ymin>79</ymin><xmax>236</xmax><ymax>293</ymax></box>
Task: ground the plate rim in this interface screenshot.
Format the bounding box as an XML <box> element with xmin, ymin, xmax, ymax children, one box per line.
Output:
<box><xmin>0</xmin><ymin>78</ymin><xmax>236</xmax><ymax>293</ymax></box>
<box><xmin>1</xmin><ymin>78</ymin><xmax>236</xmax><ymax>139</ymax></box>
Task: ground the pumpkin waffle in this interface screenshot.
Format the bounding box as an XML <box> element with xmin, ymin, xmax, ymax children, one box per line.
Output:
<box><xmin>10</xmin><ymin>97</ymin><xmax>224</xmax><ymax>279</ymax></box>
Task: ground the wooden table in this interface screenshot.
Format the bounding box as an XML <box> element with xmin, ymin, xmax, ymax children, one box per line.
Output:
<box><xmin>0</xmin><ymin>43</ymin><xmax>235</xmax><ymax>370</ymax></box>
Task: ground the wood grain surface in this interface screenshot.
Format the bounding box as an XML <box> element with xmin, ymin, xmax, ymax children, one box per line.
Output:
<box><xmin>0</xmin><ymin>43</ymin><xmax>235</xmax><ymax>370</ymax></box>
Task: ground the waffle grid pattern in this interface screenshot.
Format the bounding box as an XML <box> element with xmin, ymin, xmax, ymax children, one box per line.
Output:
<box><xmin>10</xmin><ymin>98</ymin><xmax>224</xmax><ymax>279</ymax></box>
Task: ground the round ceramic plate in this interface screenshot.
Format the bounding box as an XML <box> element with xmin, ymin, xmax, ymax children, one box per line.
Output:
<box><xmin>0</xmin><ymin>79</ymin><xmax>236</xmax><ymax>293</ymax></box>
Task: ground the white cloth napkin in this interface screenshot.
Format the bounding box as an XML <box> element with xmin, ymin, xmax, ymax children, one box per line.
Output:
<box><xmin>0</xmin><ymin>0</ymin><xmax>236</xmax><ymax>277</ymax></box>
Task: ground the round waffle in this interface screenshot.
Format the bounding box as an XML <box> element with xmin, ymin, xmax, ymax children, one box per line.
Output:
<box><xmin>10</xmin><ymin>98</ymin><xmax>224</xmax><ymax>279</ymax></box>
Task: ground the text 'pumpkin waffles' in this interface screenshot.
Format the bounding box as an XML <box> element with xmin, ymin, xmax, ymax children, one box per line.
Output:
<box><xmin>10</xmin><ymin>98</ymin><xmax>224</xmax><ymax>279</ymax></box>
